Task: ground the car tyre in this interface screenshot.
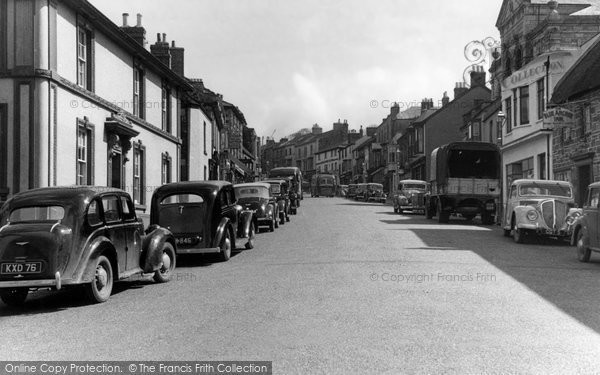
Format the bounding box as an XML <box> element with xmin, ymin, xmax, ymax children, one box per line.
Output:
<box><xmin>245</xmin><ymin>222</ymin><xmax>256</xmax><ymax>250</ymax></box>
<box><xmin>269</xmin><ymin>218</ymin><xmax>275</xmax><ymax>232</ymax></box>
<box><xmin>86</xmin><ymin>255</ymin><xmax>113</xmax><ymax>303</ymax></box>
<box><xmin>220</xmin><ymin>229</ymin><xmax>232</xmax><ymax>261</ymax></box>
<box><xmin>512</xmin><ymin>223</ymin><xmax>526</xmax><ymax>244</ymax></box>
<box><xmin>0</xmin><ymin>288</ymin><xmax>28</xmax><ymax>307</ymax></box>
<box><xmin>153</xmin><ymin>242</ymin><xmax>176</xmax><ymax>283</ymax></box>
<box><xmin>576</xmin><ymin>230</ymin><xmax>592</xmax><ymax>263</ymax></box>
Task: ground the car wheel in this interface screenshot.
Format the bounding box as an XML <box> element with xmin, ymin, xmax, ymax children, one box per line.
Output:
<box><xmin>0</xmin><ymin>288</ymin><xmax>28</xmax><ymax>307</ymax></box>
<box><xmin>275</xmin><ymin>216</ymin><xmax>279</xmax><ymax>228</ymax></box>
<box><xmin>269</xmin><ymin>218</ymin><xmax>275</xmax><ymax>232</ymax></box>
<box><xmin>279</xmin><ymin>212</ymin><xmax>285</xmax><ymax>225</ymax></box>
<box><xmin>286</xmin><ymin>213</ymin><xmax>290</xmax><ymax>222</ymax></box>
<box><xmin>576</xmin><ymin>230</ymin><xmax>592</xmax><ymax>263</ymax></box>
<box><xmin>220</xmin><ymin>229</ymin><xmax>232</xmax><ymax>261</ymax></box>
<box><xmin>153</xmin><ymin>242</ymin><xmax>176</xmax><ymax>283</ymax></box>
<box><xmin>512</xmin><ymin>223</ymin><xmax>526</xmax><ymax>244</ymax></box>
<box><xmin>245</xmin><ymin>222</ymin><xmax>256</xmax><ymax>250</ymax></box>
<box><xmin>86</xmin><ymin>255</ymin><xmax>113</xmax><ymax>303</ymax></box>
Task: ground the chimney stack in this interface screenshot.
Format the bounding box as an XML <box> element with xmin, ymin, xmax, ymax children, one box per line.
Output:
<box><xmin>150</xmin><ymin>33</ymin><xmax>171</xmax><ymax>68</ymax></box>
<box><xmin>441</xmin><ymin>91</ymin><xmax>450</xmax><ymax>107</ymax></box>
<box><xmin>454</xmin><ymin>82</ymin><xmax>469</xmax><ymax>99</ymax></box>
<box><xmin>391</xmin><ymin>102</ymin><xmax>400</xmax><ymax>117</ymax></box>
<box><xmin>470</xmin><ymin>65</ymin><xmax>486</xmax><ymax>88</ymax></box>
<box><xmin>121</xmin><ymin>13</ymin><xmax>146</xmax><ymax>47</ymax></box>
<box><xmin>170</xmin><ymin>40</ymin><xmax>185</xmax><ymax>77</ymax></box>
<box><xmin>312</xmin><ymin>123</ymin><xmax>322</xmax><ymax>135</ymax></box>
<box><xmin>421</xmin><ymin>98</ymin><xmax>434</xmax><ymax>114</ymax></box>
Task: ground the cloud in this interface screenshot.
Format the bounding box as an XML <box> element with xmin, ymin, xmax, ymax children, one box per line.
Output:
<box><xmin>292</xmin><ymin>73</ymin><xmax>330</xmax><ymax>121</ymax></box>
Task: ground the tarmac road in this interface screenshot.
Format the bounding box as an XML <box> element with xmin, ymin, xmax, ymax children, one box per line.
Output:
<box><xmin>2</xmin><ymin>196</ymin><xmax>600</xmax><ymax>374</ymax></box>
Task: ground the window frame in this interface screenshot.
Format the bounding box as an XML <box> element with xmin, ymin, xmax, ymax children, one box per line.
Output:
<box><xmin>76</xmin><ymin>118</ymin><xmax>94</xmax><ymax>185</ymax></box>
<box><xmin>133</xmin><ymin>65</ymin><xmax>145</xmax><ymax>119</ymax></box>
<box><xmin>76</xmin><ymin>23</ymin><xmax>94</xmax><ymax>91</ymax></box>
<box><xmin>133</xmin><ymin>142</ymin><xmax>146</xmax><ymax>206</ymax></box>
<box><xmin>519</xmin><ymin>86</ymin><xmax>529</xmax><ymax>125</ymax></box>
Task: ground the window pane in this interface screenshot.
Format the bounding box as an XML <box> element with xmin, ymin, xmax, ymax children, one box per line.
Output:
<box><xmin>102</xmin><ymin>196</ymin><xmax>121</xmax><ymax>222</ymax></box>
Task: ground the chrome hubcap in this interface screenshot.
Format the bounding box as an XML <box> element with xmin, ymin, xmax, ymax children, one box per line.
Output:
<box><xmin>161</xmin><ymin>252</ymin><xmax>171</xmax><ymax>273</ymax></box>
<box><xmin>96</xmin><ymin>266</ymin><xmax>108</xmax><ymax>289</ymax></box>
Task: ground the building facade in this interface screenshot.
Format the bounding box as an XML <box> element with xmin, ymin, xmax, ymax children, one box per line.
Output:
<box><xmin>0</xmin><ymin>0</ymin><xmax>196</xmax><ymax>214</ymax></box>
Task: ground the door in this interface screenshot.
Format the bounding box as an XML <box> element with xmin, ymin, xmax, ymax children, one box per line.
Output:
<box><xmin>586</xmin><ymin>187</ymin><xmax>600</xmax><ymax>248</ymax></box>
<box><xmin>110</xmin><ymin>152</ymin><xmax>123</xmax><ymax>189</ymax></box>
<box><xmin>578</xmin><ymin>164</ymin><xmax>592</xmax><ymax>208</ymax></box>
<box><xmin>120</xmin><ymin>196</ymin><xmax>141</xmax><ymax>270</ymax></box>
<box><xmin>100</xmin><ymin>195</ymin><xmax>127</xmax><ymax>273</ymax></box>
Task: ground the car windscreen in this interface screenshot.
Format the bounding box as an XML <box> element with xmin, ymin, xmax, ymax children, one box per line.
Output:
<box><xmin>401</xmin><ymin>183</ymin><xmax>426</xmax><ymax>190</ymax></box>
<box><xmin>9</xmin><ymin>206</ymin><xmax>65</xmax><ymax>223</ymax></box>
<box><xmin>268</xmin><ymin>184</ymin><xmax>281</xmax><ymax>194</ymax></box>
<box><xmin>519</xmin><ymin>183</ymin><xmax>572</xmax><ymax>198</ymax></box>
<box><xmin>158</xmin><ymin>194</ymin><xmax>205</xmax><ymax>233</ymax></box>
<box><xmin>447</xmin><ymin>150</ymin><xmax>499</xmax><ymax>179</ymax></box>
<box><xmin>235</xmin><ymin>187</ymin><xmax>269</xmax><ymax>199</ymax></box>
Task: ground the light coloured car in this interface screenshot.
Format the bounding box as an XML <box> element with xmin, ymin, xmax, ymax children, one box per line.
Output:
<box><xmin>393</xmin><ymin>180</ymin><xmax>427</xmax><ymax>214</ymax></box>
<box><xmin>502</xmin><ymin>179</ymin><xmax>575</xmax><ymax>244</ymax></box>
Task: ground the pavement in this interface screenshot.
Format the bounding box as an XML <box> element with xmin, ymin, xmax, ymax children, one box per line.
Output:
<box><xmin>1</xmin><ymin>197</ymin><xmax>600</xmax><ymax>374</ymax></box>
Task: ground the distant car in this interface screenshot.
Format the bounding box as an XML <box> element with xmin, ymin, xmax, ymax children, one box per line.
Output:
<box><xmin>150</xmin><ymin>181</ymin><xmax>256</xmax><ymax>262</ymax></box>
<box><xmin>234</xmin><ymin>182</ymin><xmax>278</xmax><ymax>232</ymax></box>
<box><xmin>571</xmin><ymin>182</ymin><xmax>600</xmax><ymax>262</ymax></box>
<box><xmin>264</xmin><ymin>179</ymin><xmax>291</xmax><ymax>224</ymax></box>
<box><xmin>366</xmin><ymin>183</ymin><xmax>386</xmax><ymax>203</ymax></box>
<box><xmin>355</xmin><ymin>183</ymin><xmax>368</xmax><ymax>201</ymax></box>
<box><xmin>502</xmin><ymin>179</ymin><xmax>575</xmax><ymax>244</ymax></box>
<box><xmin>393</xmin><ymin>180</ymin><xmax>428</xmax><ymax>214</ymax></box>
<box><xmin>0</xmin><ymin>187</ymin><xmax>176</xmax><ymax>306</ymax></box>
<box><xmin>347</xmin><ymin>184</ymin><xmax>358</xmax><ymax>199</ymax></box>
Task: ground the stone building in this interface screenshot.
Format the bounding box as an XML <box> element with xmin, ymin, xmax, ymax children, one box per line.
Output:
<box><xmin>551</xmin><ymin>33</ymin><xmax>600</xmax><ymax>206</ymax></box>
<box><xmin>493</xmin><ymin>0</ymin><xmax>600</xmax><ymax>203</ymax></box>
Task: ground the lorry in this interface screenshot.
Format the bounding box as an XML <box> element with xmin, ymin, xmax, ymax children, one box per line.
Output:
<box><xmin>310</xmin><ymin>174</ymin><xmax>337</xmax><ymax>197</ymax></box>
<box><xmin>425</xmin><ymin>142</ymin><xmax>501</xmax><ymax>224</ymax></box>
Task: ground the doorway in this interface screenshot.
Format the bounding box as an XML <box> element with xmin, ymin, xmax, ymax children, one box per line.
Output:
<box><xmin>110</xmin><ymin>151</ymin><xmax>123</xmax><ymax>189</ymax></box>
<box><xmin>578</xmin><ymin>164</ymin><xmax>592</xmax><ymax>208</ymax></box>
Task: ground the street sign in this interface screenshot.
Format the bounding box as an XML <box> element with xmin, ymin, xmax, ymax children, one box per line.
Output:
<box><xmin>543</xmin><ymin>107</ymin><xmax>574</xmax><ymax>128</ymax></box>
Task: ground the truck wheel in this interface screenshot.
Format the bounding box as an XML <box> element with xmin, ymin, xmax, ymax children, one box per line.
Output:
<box><xmin>437</xmin><ymin>201</ymin><xmax>449</xmax><ymax>224</ymax></box>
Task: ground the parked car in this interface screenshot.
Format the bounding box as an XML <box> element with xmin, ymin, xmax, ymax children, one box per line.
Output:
<box><xmin>393</xmin><ymin>180</ymin><xmax>428</xmax><ymax>214</ymax></box>
<box><xmin>264</xmin><ymin>179</ymin><xmax>291</xmax><ymax>224</ymax></box>
<box><xmin>502</xmin><ymin>179</ymin><xmax>575</xmax><ymax>244</ymax></box>
<box><xmin>365</xmin><ymin>183</ymin><xmax>386</xmax><ymax>203</ymax></box>
<box><xmin>150</xmin><ymin>181</ymin><xmax>255</xmax><ymax>262</ymax></box>
<box><xmin>234</xmin><ymin>182</ymin><xmax>278</xmax><ymax>232</ymax></box>
<box><xmin>571</xmin><ymin>182</ymin><xmax>600</xmax><ymax>262</ymax></box>
<box><xmin>347</xmin><ymin>184</ymin><xmax>358</xmax><ymax>199</ymax></box>
<box><xmin>0</xmin><ymin>186</ymin><xmax>176</xmax><ymax>306</ymax></box>
<box><xmin>355</xmin><ymin>183</ymin><xmax>368</xmax><ymax>201</ymax></box>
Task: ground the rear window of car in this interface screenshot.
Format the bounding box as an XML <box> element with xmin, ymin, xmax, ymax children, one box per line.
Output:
<box><xmin>235</xmin><ymin>187</ymin><xmax>269</xmax><ymax>199</ymax></box>
<box><xmin>9</xmin><ymin>206</ymin><xmax>65</xmax><ymax>222</ymax></box>
<box><xmin>269</xmin><ymin>185</ymin><xmax>281</xmax><ymax>194</ymax></box>
<box><xmin>160</xmin><ymin>194</ymin><xmax>205</xmax><ymax>204</ymax></box>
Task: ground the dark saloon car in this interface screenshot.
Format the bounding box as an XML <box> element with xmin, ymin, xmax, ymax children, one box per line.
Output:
<box><xmin>234</xmin><ymin>182</ymin><xmax>278</xmax><ymax>232</ymax></box>
<box><xmin>263</xmin><ymin>179</ymin><xmax>291</xmax><ymax>224</ymax></box>
<box><xmin>0</xmin><ymin>187</ymin><xmax>176</xmax><ymax>306</ymax></box>
<box><xmin>150</xmin><ymin>181</ymin><xmax>256</xmax><ymax>261</ymax></box>
<box><xmin>571</xmin><ymin>182</ymin><xmax>600</xmax><ymax>262</ymax></box>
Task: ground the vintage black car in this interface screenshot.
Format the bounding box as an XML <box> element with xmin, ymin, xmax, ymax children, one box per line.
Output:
<box><xmin>150</xmin><ymin>181</ymin><xmax>255</xmax><ymax>262</ymax></box>
<box><xmin>0</xmin><ymin>187</ymin><xmax>176</xmax><ymax>306</ymax></box>
<box><xmin>234</xmin><ymin>182</ymin><xmax>279</xmax><ymax>232</ymax></box>
<box><xmin>263</xmin><ymin>179</ymin><xmax>291</xmax><ymax>224</ymax></box>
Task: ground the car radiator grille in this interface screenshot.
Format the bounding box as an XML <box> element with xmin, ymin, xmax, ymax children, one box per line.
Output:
<box><xmin>541</xmin><ymin>200</ymin><xmax>567</xmax><ymax>230</ymax></box>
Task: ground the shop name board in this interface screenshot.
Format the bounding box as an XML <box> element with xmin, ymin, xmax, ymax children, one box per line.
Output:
<box><xmin>543</xmin><ymin>107</ymin><xmax>574</xmax><ymax>127</ymax></box>
<box><xmin>507</xmin><ymin>60</ymin><xmax>564</xmax><ymax>86</ymax></box>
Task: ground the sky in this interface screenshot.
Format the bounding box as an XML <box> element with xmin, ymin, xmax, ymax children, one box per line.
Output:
<box><xmin>90</xmin><ymin>0</ymin><xmax>502</xmax><ymax>140</ymax></box>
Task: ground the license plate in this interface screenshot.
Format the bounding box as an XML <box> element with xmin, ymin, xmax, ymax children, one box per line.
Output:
<box><xmin>1</xmin><ymin>262</ymin><xmax>43</xmax><ymax>275</ymax></box>
<box><xmin>176</xmin><ymin>237</ymin><xmax>200</xmax><ymax>246</ymax></box>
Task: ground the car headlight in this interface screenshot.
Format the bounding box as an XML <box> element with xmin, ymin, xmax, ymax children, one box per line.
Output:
<box><xmin>526</xmin><ymin>209</ymin><xmax>538</xmax><ymax>221</ymax></box>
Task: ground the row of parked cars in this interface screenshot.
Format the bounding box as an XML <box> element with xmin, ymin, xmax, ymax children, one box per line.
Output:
<box><xmin>0</xmin><ymin>178</ymin><xmax>300</xmax><ymax>307</ymax></box>
<box><xmin>346</xmin><ymin>183</ymin><xmax>387</xmax><ymax>203</ymax></box>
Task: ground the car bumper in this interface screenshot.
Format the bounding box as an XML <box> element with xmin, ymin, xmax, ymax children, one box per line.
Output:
<box><xmin>177</xmin><ymin>247</ymin><xmax>220</xmax><ymax>255</ymax></box>
<box><xmin>516</xmin><ymin>223</ymin><xmax>570</xmax><ymax>237</ymax></box>
<box><xmin>0</xmin><ymin>272</ymin><xmax>66</xmax><ymax>290</ymax></box>
<box><xmin>400</xmin><ymin>205</ymin><xmax>425</xmax><ymax>211</ymax></box>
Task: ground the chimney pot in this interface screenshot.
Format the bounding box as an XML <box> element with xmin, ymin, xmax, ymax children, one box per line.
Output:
<box><xmin>122</xmin><ymin>13</ymin><xmax>129</xmax><ymax>27</ymax></box>
<box><xmin>172</xmin><ymin>40</ymin><xmax>176</xmax><ymax>47</ymax></box>
<box><xmin>162</xmin><ymin>33</ymin><xmax>167</xmax><ymax>42</ymax></box>
<box><xmin>156</xmin><ymin>33</ymin><xmax>161</xmax><ymax>42</ymax></box>
<box><xmin>136</xmin><ymin>13</ymin><xmax>142</xmax><ymax>27</ymax></box>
